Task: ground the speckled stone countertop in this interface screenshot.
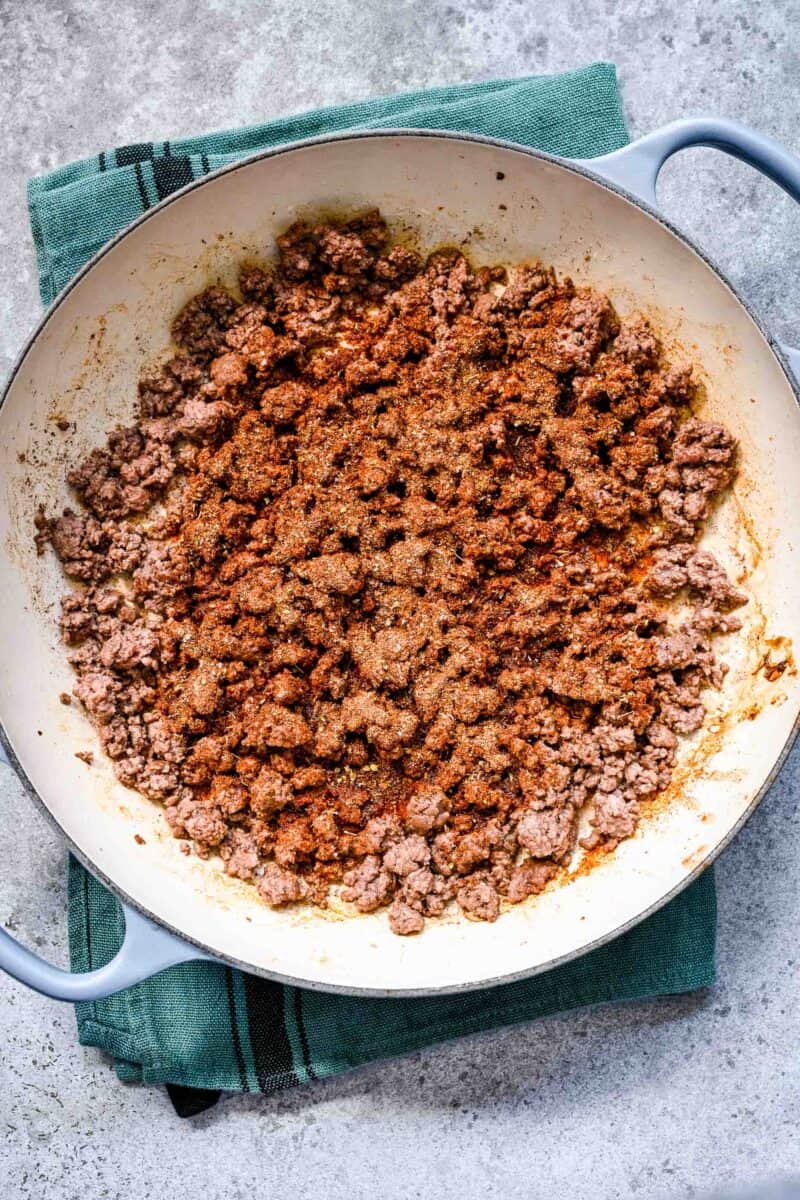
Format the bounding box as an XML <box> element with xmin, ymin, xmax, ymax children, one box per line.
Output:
<box><xmin>1</xmin><ymin>2</ymin><xmax>799</xmax><ymax>1197</ymax></box>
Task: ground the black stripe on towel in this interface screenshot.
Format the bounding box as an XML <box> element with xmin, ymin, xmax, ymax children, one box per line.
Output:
<box><xmin>133</xmin><ymin>161</ymin><xmax>150</xmax><ymax>211</ymax></box>
<box><xmin>152</xmin><ymin>155</ymin><xmax>194</xmax><ymax>200</ymax></box>
<box><xmin>225</xmin><ymin>967</ymin><xmax>249</xmax><ymax>1092</ymax></box>
<box><xmin>292</xmin><ymin>988</ymin><xmax>318</xmax><ymax>1081</ymax></box>
<box><xmin>241</xmin><ymin>974</ymin><xmax>298</xmax><ymax>1093</ymax></box>
<box><xmin>115</xmin><ymin>142</ymin><xmax>155</xmax><ymax>166</ymax></box>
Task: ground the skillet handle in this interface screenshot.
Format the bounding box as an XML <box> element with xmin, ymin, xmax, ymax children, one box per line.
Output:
<box><xmin>0</xmin><ymin>743</ymin><xmax>214</xmax><ymax>1000</ymax></box>
<box><xmin>0</xmin><ymin>890</ymin><xmax>213</xmax><ymax>1002</ymax></box>
<box><xmin>579</xmin><ymin>116</ymin><xmax>800</xmax><ymax>383</ymax></box>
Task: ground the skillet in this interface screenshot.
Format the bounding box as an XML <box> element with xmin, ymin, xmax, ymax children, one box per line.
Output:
<box><xmin>1</xmin><ymin>117</ymin><xmax>799</xmax><ymax>999</ymax></box>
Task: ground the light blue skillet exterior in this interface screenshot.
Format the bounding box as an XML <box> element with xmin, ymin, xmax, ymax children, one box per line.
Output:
<box><xmin>1</xmin><ymin>116</ymin><xmax>799</xmax><ymax>1001</ymax></box>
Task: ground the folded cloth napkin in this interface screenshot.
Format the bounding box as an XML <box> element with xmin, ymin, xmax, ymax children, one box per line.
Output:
<box><xmin>28</xmin><ymin>63</ymin><xmax>716</xmax><ymax>1117</ymax></box>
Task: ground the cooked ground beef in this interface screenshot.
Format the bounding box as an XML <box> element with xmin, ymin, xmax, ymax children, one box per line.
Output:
<box><xmin>38</xmin><ymin>210</ymin><xmax>746</xmax><ymax>934</ymax></box>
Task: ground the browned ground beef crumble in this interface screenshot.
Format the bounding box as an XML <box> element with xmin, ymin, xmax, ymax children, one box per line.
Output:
<box><xmin>38</xmin><ymin>210</ymin><xmax>747</xmax><ymax>935</ymax></box>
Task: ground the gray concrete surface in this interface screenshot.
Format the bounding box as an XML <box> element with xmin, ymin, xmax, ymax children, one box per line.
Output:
<box><xmin>1</xmin><ymin>1</ymin><xmax>799</xmax><ymax>1196</ymax></box>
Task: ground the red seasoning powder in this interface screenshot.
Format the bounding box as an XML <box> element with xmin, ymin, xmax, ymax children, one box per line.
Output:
<box><xmin>38</xmin><ymin>211</ymin><xmax>746</xmax><ymax>934</ymax></box>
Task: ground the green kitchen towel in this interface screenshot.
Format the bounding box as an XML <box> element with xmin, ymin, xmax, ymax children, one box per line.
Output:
<box><xmin>29</xmin><ymin>65</ymin><xmax>629</xmax><ymax>307</ymax></box>
<box><xmin>29</xmin><ymin>63</ymin><xmax>717</xmax><ymax>1111</ymax></box>
<box><xmin>70</xmin><ymin>859</ymin><xmax>715</xmax><ymax>1099</ymax></box>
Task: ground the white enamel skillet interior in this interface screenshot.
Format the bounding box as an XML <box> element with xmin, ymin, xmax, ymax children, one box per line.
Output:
<box><xmin>2</xmin><ymin>119</ymin><xmax>800</xmax><ymax>1001</ymax></box>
